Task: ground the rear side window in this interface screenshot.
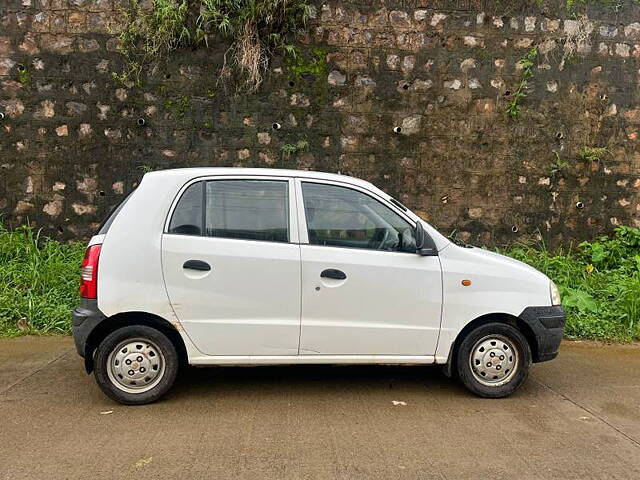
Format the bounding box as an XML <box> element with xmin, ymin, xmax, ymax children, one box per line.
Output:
<box><xmin>168</xmin><ymin>179</ymin><xmax>289</xmax><ymax>243</ymax></box>
<box><xmin>97</xmin><ymin>191</ymin><xmax>133</xmax><ymax>235</ymax></box>
<box><xmin>205</xmin><ymin>180</ymin><xmax>289</xmax><ymax>242</ymax></box>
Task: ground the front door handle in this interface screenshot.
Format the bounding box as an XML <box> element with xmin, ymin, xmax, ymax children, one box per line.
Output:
<box><xmin>320</xmin><ymin>269</ymin><xmax>346</xmax><ymax>280</ymax></box>
<box><xmin>183</xmin><ymin>260</ymin><xmax>211</xmax><ymax>271</ymax></box>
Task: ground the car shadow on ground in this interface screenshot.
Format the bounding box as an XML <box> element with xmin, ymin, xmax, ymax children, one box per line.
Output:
<box><xmin>167</xmin><ymin>363</ymin><xmax>478</xmax><ymax>401</ymax></box>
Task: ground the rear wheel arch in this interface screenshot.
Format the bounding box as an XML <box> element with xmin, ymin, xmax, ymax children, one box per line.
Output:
<box><xmin>84</xmin><ymin>312</ymin><xmax>187</xmax><ymax>373</ymax></box>
<box><xmin>443</xmin><ymin>312</ymin><xmax>539</xmax><ymax>377</ymax></box>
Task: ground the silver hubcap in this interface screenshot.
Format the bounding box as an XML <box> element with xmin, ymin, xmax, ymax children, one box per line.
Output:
<box><xmin>469</xmin><ymin>334</ymin><xmax>519</xmax><ymax>387</ymax></box>
<box><xmin>107</xmin><ymin>338</ymin><xmax>165</xmax><ymax>394</ymax></box>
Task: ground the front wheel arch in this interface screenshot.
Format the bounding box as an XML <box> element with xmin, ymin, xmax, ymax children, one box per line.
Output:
<box><xmin>84</xmin><ymin>312</ymin><xmax>187</xmax><ymax>373</ymax></box>
<box><xmin>443</xmin><ymin>313</ymin><xmax>539</xmax><ymax>377</ymax></box>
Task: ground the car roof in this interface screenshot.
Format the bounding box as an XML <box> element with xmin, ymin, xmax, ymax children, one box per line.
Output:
<box><xmin>144</xmin><ymin>167</ymin><xmax>376</xmax><ymax>190</ymax></box>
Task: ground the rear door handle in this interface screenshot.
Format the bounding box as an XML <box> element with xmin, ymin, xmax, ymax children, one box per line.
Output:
<box><xmin>183</xmin><ymin>260</ymin><xmax>211</xmax><ymax>271</ymax></box>
<box><xmin>320</xmin><ymin>269</ymin><xmax>346</xmax><ymax>280</ymax></box>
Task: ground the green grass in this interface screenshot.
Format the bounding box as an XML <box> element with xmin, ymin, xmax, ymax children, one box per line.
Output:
<box><xmin>0</xmin><ymin>223</ymin><xmax>85</xmax><ymax>336</ymax></box>
<box><xmin>503</xmin><ymin>226</ymin><xmax>640</xmax><ymax>342</ymax></box>
<box><xmin>0</xmin><ymin>222</ymin><xmax>639</xmax><ymax>341</ymax></box>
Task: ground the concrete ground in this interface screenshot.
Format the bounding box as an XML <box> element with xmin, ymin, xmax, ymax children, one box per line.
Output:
<box><xmin>1</xmin><ymin>337</ymin><xmax>639</xmax><ymax>480</ymax></box>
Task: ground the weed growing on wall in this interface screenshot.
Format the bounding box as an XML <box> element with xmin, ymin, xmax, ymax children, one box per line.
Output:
<box><xmin>549</xmin><ymin>151</ymin><xmax>570</xmax><ymax>175</ymax></box>
<box><xmin>115</xmin><ymin>0</ymin><xmax>311</xmax><ymax>91</ymax></box>
<box><xmin>578</xmin><ymin>146</ymin><xmax>609</xmax><ymax>163</ymax></box>
<box><xmin>114</xmin><ymin>0</ymin><xmax>191</xmax><ymax>85</ymax></box>
<box><xmin>535</xmin><ymin>0</ymin><xmax>637</xmax><ymax>11</ymax></box>
<box><xmin>281</xmin><ymin>137</ymin><xmax>309</xmax><ymax>158</ymax></box>
<box><xmin>17</xmin><ymin>65</ymin><xmax>31</xmax><ymax>86</ymax></box>
<box><xmin>506</xmin><ymin>47</ymin><xmax>538</xmax><ymax>119</ymax></box>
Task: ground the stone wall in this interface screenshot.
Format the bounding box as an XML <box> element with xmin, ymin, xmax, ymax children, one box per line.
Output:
<box><xmin>1</xmin><ymin>0</ymin><xmax>640</xmax><ymax>245</ymax></box>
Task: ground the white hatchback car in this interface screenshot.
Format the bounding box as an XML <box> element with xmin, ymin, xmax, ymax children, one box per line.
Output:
<box><xmin>72</xmin><ymin>168</ymin><xmax>564</xmax><ymax>404</ymax></box>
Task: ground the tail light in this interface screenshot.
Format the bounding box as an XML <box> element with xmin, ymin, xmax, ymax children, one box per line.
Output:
<box><xmin>80</xmin><ymin>245</ymin><xmax>102</xmax><ymax>299</ymax></box>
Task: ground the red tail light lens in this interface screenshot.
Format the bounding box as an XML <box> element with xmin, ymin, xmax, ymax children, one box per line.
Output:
<box><xmin>80</xmin><ymin>245</ymin><xmax>101</xmax><ymax>299</ymax></box>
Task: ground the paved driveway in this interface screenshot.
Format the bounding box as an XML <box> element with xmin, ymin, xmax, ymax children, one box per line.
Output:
<box><xmin>1</xmin><ymin>337</ymin><xmax>639</xmax><ymax>479</ymax></box>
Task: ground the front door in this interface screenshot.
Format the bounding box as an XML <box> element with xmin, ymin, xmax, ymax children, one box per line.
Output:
<box><xmin>297</xmin><ymin>180</ymin><xmax>442</xmax><ymax>355</ymax></box>
<box><xmin>162</xmin><ymin>177</ymin><xmax>301</xmax><ymax>356</ymax></box>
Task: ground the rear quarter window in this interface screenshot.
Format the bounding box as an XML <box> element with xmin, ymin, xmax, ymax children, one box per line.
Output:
<box><xmin>168</xmin><ymin>182</ymin><xmax>204</xmax><ymax>235</ymax></box>
<box><xmin>97</xmin><ymin>191</ymin><xmax>133</xmax><ymax>235</ymax></box>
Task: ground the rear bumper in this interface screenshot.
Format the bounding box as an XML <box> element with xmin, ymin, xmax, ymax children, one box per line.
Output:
<box><xmin>519</xmin><ymin>305</ymin><xmax>565</xmax><ymax>363</ymax></box>
<box><xmin>71</xmin><ymin>298</ymin><xmax>106</xmax><ymax>358</ymax></box>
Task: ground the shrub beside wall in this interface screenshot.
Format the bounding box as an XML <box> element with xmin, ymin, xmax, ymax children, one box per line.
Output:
<box><xmin>1</xmin><ymin>222</ymin><xmax>638</xmax><ymax>341</ymax></box>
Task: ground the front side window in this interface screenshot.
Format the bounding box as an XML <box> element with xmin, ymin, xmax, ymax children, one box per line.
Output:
<box><xmin>205</xmin><ymin>180</ymin><xmax>289</xmax><ymax>242</ymax></box>
<box><xmin>302</xmin><ymin>182</ymin><xmax>416</xmax><ymax>253</ymax></box>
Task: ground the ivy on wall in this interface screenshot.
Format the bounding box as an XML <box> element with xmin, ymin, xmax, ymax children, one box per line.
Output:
<box><xmin>115</xmin><ymin>0</ymin><xmax>312</xmax><ymax>91</ymax></box>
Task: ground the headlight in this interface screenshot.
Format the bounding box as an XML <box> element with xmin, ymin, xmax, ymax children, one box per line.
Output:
<box><xmin>549</xmin><ymin>281</ymin><xmax>561</xmax><ymax>306</ymax></box>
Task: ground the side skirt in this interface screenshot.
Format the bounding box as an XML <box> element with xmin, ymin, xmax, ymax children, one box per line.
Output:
<box><xmin>188</xmin><ymin>355</ymin><xmax>446</xmax><ymax>366</ymax></box>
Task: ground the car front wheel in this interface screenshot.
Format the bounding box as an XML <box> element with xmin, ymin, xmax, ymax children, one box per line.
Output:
<box><xmin>456</xmin><ymin>322</ymin><xmax>532</xmax><ymax>398</ymax></box>
<box><xmin>94</xmin><ymin>325</ymin><xmax>179</xmax><ymax>405</ymax></box>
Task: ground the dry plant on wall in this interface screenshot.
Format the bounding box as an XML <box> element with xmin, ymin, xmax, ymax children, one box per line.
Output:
<box><xmin>115</xmin><ymin>0</ymin><xmax>312</xmax><ymax>92</ymax></box>
<box><xmin>559</xmin><ymin>14</ymin><xmax>594</xmax><ymax>71</ymax></box>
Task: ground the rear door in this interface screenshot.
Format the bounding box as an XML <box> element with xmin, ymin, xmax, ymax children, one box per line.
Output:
<box><xmin>296</xmin><ymin>180</ymin><xmax>442</xmax><ymax>356</ymax></box>
<box><xmin>161</xmin><ymin>176</ymin><xmax>301</xmax><ymax>356</ymax></box>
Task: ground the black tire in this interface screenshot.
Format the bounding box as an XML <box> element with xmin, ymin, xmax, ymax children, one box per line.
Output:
<box><xmin>456</xmin><ymin>322</ymin><xmax>531</xmax><ymax>398</ymax></box>
<box><xmin>94</xmin><ymin>325</ymin><xmax>179</xmax><ymax>405</ymax></box>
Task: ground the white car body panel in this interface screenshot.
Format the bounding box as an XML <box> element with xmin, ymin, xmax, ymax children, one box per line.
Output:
<box><xmin>162</xmin><ymin>235</ymin><xmax>302</xmax><ymax>355</ymax></box>
<box><xmin>161</xmin><ymin>176</ymin><xmax>302</xmax><ymax>355</ymax></box>
<box><xmin>435</xmin><ymin>244</ymin><xmax>551</xmax><ymax>361</ymax></box>
<box><xmin>94</xmin><ymin>167</ymin><xmax>553</xmax><ymax>366</ymax></box>
<box><xmin>298</xmin><ymin>246</ymin><xmax>442</xmax><ymax>355</ymax></box>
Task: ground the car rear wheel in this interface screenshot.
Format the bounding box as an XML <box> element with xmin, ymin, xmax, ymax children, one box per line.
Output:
<box><xmin>94</xmin><ymin>325</ymin><xmax>179</xmax><ymax>405</ymax></box>
<box><xmin>456</xmin><ymin>322</ymin><xmax>531</xmax><ymax>398</ymax></box>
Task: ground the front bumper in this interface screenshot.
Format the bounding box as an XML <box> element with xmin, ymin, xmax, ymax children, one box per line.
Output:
<box><xmin>71</xmin><ymin>298</ymin><xmax>106</xmax><ymax>358</ymax></box>
<box><xmin>519</xmin><ymin>305</ymin><xmax>565</xmax><ymax>362</ymax></box>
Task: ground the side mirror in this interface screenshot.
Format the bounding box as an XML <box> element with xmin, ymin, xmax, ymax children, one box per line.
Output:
<box><xmin>415</xmin><ymin>221</ymin><xmax>437</xmax><ymax>256</ymax></box>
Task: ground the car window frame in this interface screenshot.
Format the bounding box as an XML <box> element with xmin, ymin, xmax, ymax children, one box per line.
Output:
<box><xmin>164</xmin><ymin>175</ymin><xmax>299</xmax><ymax>244</ymax></box>
<box><xmin>294</xmin><ymin>178</ymin><xmax>420</xmax><ymax>255</ymax></box>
